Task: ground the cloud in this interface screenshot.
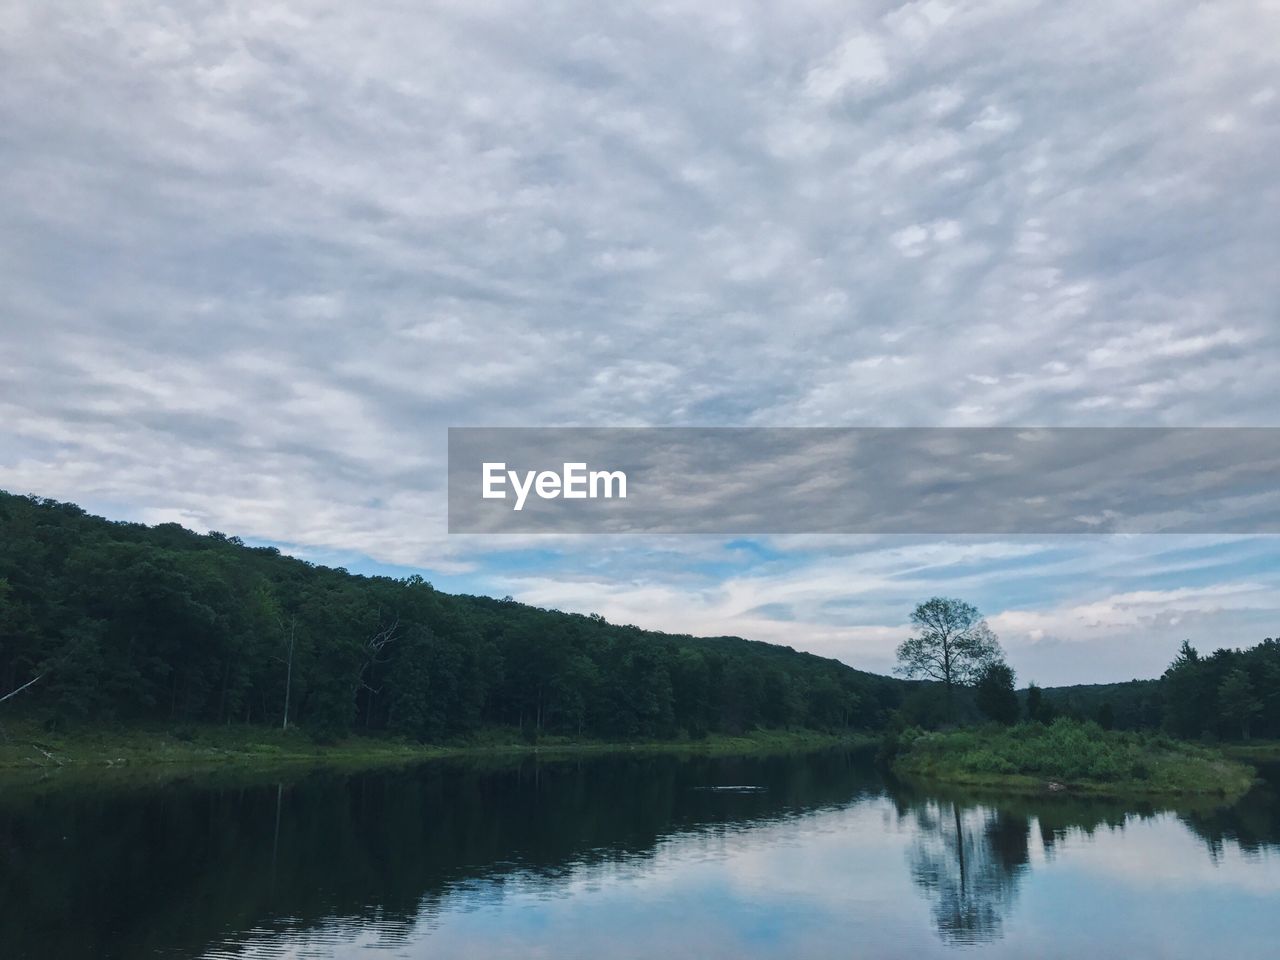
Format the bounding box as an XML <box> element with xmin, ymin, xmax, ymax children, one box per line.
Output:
<box><xmin>805</xmin><ymin>33</ymin><xmax>890</xmax><ymax>100</ymax></box>
<box><xmin>1</xmin><ymin>1</ymin><xmax>1278</xmax><ymax>683</ymax></box>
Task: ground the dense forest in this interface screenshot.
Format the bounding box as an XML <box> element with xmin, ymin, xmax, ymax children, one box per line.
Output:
<box><xmin>0</xmin><ymin>492</ymin><xmax>900</xmax><ymax>740</ymax></box>
<box><xmin>2</xmin><ymin>491</ymin><xmax>1277</xmax><ymax>745</ymax></box>
<box><xmin>1028</xmin><ymin>639</ymin><xmax>1280</xmax><ymax>741</ymax></box>
<box><xmin>1028</xmin><ymin>679</ymin><xmax>1164</xmax><ymax>731</ymax></box>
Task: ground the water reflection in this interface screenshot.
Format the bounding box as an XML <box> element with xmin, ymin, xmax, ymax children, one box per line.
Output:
<box><xmin>903</xmin><ymin>801</ymin><xmax>1029</xmax><ymax>944</ymax></box>
<box><xmin>0</xmin><ymin>750</ymin><xmax>1277</xmax><ymax>959</ymax></box>
<box><xmin>1180</xmin><ymin>762</ymin><xmax>1280</xmax><ymax>860</ymax></box>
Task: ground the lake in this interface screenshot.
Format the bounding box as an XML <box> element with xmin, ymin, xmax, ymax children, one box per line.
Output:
<box><xmin>2</xmin><ymin>749</ymin><xmax>1278</xmax><ymax>959</ymax></box>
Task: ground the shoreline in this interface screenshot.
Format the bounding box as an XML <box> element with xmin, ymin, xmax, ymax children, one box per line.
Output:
<box><xmin>4</xmin><ymin>718</ymin><xmax>1269</xmax><ymax>806</ymax></box>
<box><xmin>0</xmin><ymin>722</ymin><xmax>874</xmax><ymax>774</ymax></box>
<box><xmin>889</xmin><ymin>767</ymin><xmax>1258</xmax><ymax>801</ymax></box>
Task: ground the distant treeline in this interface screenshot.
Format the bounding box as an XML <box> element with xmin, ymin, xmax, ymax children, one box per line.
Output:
<box><xmin>1033</xmin><ymin>640</ymin><xmax>1280</xmax><ymax>741</ymax></box>
<box><xmin>0</xmin><ymin>492</ymin><xmax>900</xmax><ymax>740</ymax></box>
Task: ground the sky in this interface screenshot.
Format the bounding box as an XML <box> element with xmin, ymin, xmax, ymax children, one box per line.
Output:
<box><xmin>1</xmin><ymin>0</ymin><xmax>1278</xmax><ymax>685</ymax></box>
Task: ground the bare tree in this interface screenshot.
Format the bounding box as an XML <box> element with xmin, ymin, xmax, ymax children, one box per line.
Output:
<box><xmin>276</xmin><ymin>617</ymin><xmax>296</xmax><ymax>731</ymax></box>
<box><xmin>356</xmin><ymin>611</ymin><xmax>401</xmax><ymax>724</ymax></box>
<box><xmin>896</xmin><ymin>598</ymin><xmax>1002</xmax><ymax>716</ymax></box>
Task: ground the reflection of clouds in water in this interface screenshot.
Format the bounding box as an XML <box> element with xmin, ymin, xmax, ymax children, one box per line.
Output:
<box><xmin>201</xmin><ymin>800</ymin><xmax>946</xmax><ymax>959</ymax></box>
<box><xmin>206</xmin><ymin>793</ymin><xmax>1280</xmax><ymax>958</ymax></box>
<box><xmin>171</xmin><ymin>767</ymin><xmax>1280</xmax><ymax>959</ymax></box>
<box><xmin>1051</xmin><ymin>812</ymin><xmax>1280</xmax><ymax>897</ymax></box>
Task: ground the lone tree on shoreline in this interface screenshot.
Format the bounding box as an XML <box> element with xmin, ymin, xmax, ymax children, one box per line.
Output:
<box><xmin>895</xmin><ymin>597</ymin><xmax>1003</xmax><ymax>717</ymax></box>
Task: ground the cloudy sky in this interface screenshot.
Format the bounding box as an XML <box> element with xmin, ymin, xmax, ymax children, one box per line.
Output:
<box><xmin>2</xmin><ymin>0</ymin><xmax>1278</xmax><ymax>684</ymax></box>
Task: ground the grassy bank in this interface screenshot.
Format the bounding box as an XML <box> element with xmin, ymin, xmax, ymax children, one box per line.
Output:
<box><xmin>888</xmin><ymin>719</ymin><xmax>1256</xmax><ymax>799</ymax></box>
<box><xmin>1221</xmin><ymin>741</ymin><xmax>1280</xmax><ymax>764</ymax></box>
<box><xmin>0</xmin><ymin>719</ymin><xmax>872</xmax><ymax>772</ymax></box>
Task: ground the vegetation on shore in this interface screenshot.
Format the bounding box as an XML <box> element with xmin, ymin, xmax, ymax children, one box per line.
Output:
<box><xmin>1221</xmin><ymin>740</ymin><xmax>1280</xmax><ymax>764</ymax></box>
<box><xmin>884</xmin><ymin>597</ymin><xmax>1270</xmax><ymax>800</ymax></box>
<box><xmin>0</xmin><ymin>719</ymin><xmax>871</xmax><ymax>773</ymax></box>
<box><xmin>886</xmin><ymin>718</ymin><xmax>1257</xmax><ymax>799</ymax></box>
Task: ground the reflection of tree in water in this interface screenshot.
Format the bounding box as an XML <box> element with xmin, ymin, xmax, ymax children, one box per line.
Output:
<box><xmin>905</xmin><ymin>800</ymin><xmax>1031</xmax><ymax>944</ymax></box>
<box><xmin>0</xmin><ymin>750</ymin><xmax>884</xmax><ymax>959</ymax></box>
<box><xmin>896</xmin><ymin>777</ymin><xmax>1280</xmax><ymax>947</ymax></box>
<box><xmin>1179</xmin><ymin>762</ymin><xmax>1280</xmax><ymax>861</ymax></box>
<box><xmin>4</xmin><ymin>752</ymin><xmax>1278</xmax><ymax>958</ymax></box>
<box><xmin>895</xmin><ymin>783</ymin><xmax>1176</xmax><ymax>945</ymax></box>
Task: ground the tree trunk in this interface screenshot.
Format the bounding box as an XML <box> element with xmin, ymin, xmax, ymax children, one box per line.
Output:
<box><xmin>282</xmin><ymin>620</ymin><xmax>295</xmax><ymax>731</ymax></box>
<box><xmin>942</xmin><ymin>637</ymin><xmax>955</xmax><ymax>721</ymax></box>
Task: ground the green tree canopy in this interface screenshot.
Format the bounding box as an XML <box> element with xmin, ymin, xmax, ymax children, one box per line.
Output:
<box><xmin>896</xmin><ymin>597</ymin><xmax>1003</xmax><ymax>715</ymax></box>
<box><xmin>0</xmin><ymin>491</ymin><xmax>903</xmax><ymax>741</ymax></box>
<box><xmin>974</xmin><ymin>661</ymin><xmax>1019</xmax><ymax>725</ymax></box>
<box><xmin>1218</xmin><ymin>668</ymin><xmax>1261</xmax><ymax>740</ymax></box>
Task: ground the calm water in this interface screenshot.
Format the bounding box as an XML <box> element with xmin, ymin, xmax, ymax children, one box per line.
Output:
<box><xmin>2</xmin><ymin>750</ymin><xmax>1279</xmax><ymax>959</ymax></box>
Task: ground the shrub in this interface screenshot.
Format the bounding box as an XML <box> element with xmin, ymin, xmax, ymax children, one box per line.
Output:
<box><xmin>892</xmin><ymin>717</ymin><xmax>1252</xmax><ymax>794</ymax></box>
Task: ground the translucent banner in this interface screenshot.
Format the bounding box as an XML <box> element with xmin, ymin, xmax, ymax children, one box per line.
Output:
<box><xmin>447</xmin><ymin>427</ymin><xmax>1280</xmax><ymax>534</ymax></box>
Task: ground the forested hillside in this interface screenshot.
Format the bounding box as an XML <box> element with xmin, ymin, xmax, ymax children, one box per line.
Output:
<box><xmin>0</xmin><ymin>492</ymin><xmax>901</xmax><ymax>740</ymax></box>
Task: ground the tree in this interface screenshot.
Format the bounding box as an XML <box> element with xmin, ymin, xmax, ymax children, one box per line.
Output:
<box><xmin>279</xmin><ymin>616</ymin><xmax>296</xmax><ymax>730</ymax></box>
<box><xmin>896</xmin><ymin>598</ymin><xmax>1002</xmax><ymax>717</ymax></box>
<box><xmin>974</xmin><ymin>661</ymin><xmax>1019</xmax><ymax>725</ymax></box>
<box><xmin>1097</xmin><ymin>700</ymin><xmax>1115</xmax><ymax>731</ymax></box>
<box><xmin>1025</xmin><ymin>683</ymin><xmax>1043</xmax><ymax>723</ymax></box>
<box><xmin>1163</xmin><ymin>640</ymin><xmax>1210</xmax><ymax>738</ymax></box>
<box><xmin>1218</xmin><ymin>668</ymin><xmax>1261</xmax><ymax>740</ymax></box>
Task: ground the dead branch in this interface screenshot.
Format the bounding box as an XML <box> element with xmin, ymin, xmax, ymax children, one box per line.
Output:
<box><xmin>0</xmin><ymin>674</ymin><xmax>43</xmax><ymax>706</ymax></box>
